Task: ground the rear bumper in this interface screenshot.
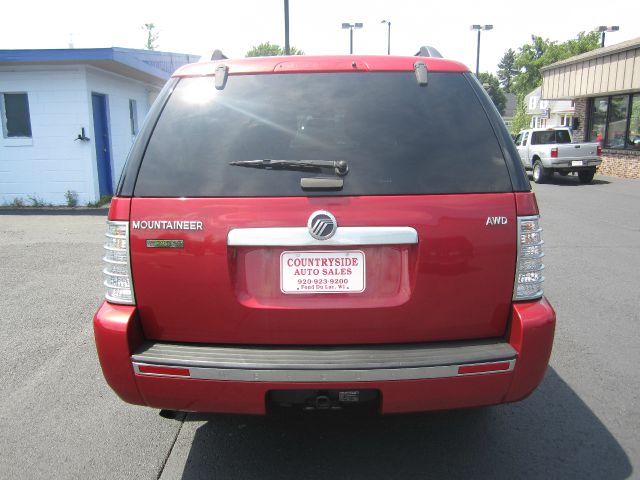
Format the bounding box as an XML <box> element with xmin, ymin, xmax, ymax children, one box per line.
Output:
<box><xmin>544</xmin><ymin>158</ymin><xmax>601</xmax><ymax>170</ymax></box>
<box><xmin>93</xmin><ymin>298</ymin><xmax>555</xmax><ymax>414</ymax></box>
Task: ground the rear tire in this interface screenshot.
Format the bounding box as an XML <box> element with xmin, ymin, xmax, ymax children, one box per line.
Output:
<box><xmin>532</xmin><ymin>160</ymin><xmax>549</xmax><ymax>184</ymax></box>
<box><xmin>578</xmin><ymin>168</ymin><xmax>596</xmax><ymax>184</ymax></box>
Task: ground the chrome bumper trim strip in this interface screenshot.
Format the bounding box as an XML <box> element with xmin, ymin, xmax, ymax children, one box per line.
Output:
<box><xmin>227</xmin><ymin>226</ymin><xmax>418</xmax><ymax>247</ymax></box>
<box><xmin>132</xmin><ymin>359</ymin><xmax>515</xmax><ymax>382</ymax></box>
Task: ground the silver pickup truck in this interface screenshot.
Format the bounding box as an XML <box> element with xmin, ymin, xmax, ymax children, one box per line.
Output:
<box><xmin>515</xmin><ymin>127</ymin><xmax>601</xmax><ymax>184</ymax></box>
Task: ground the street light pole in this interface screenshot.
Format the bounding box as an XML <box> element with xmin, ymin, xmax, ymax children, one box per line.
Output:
<box><xmin>350</xmin><ymin>28</ymin><xmax>353</xmax><ymax>54</ymax></box>
<box><xmin>471</xmin><ymin>24</ymin><xmax>493</xmax><ymax>77</ymax></box>
<box><xmin>284</xmin><ymin>0</ymin><xmax>290</xmax><ymax>55</ymax></box>
<box><xmin>342</xmin><ymin>23</ymin><xmax>363</xmax><ymax>54</ymax></box>
<box><xmin>594</xmin><ymin>26</ymin><xmax>619</xmax><ymax>48</ymax></box>
<box><xmin>476</xmin><ymin>29</ymin><xmax>481</xmax><ymax>76</ymax></box>
<box><xmin>381</xmin><ymin>20</ymin><xmax>391</xmax><ymax>55</ymax></box>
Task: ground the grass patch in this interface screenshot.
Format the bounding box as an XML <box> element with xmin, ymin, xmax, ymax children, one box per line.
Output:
<box><xmin>87</xmin><ymin>195</ymin><xmax>112</xmax><ymax>208</ymax></box>
<box><xmin>64</xmin><ymin>190</ymin><xmax>79</xmax><ymax>207</ymax></box>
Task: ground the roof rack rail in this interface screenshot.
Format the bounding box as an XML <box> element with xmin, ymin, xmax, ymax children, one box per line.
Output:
<box><xmin>415</xmin><ymin>46</ymin><xmax>443</xmax><ymax>58</ymax></box>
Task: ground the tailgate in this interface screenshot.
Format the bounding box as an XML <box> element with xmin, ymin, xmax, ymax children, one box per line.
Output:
<box><xmin>129</xmin><ymin>194</ymin><xmax>517</xmax><ymax>345</ymax></box>
<box><xmin>557</xmin><ymin>143</ymin><xmax>599</xmax><ymax>161</ymax></box>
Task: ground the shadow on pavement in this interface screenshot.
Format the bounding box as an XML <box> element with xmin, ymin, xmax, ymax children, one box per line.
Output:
<box><xmin>528</xmin><ymin>173</ymin><xmax>611</xmax><ymax>186</ymax></box>
<box><xmin>177</xmin><ymin>368</ymin><xmax>631</xmax><ymax>479</ymax></box>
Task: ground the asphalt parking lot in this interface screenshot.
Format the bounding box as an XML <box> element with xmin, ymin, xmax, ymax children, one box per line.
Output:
<box><xmin>0</xmin><ymin>173</ymin><xmax>638</xmax><ymax>480</ymax></box>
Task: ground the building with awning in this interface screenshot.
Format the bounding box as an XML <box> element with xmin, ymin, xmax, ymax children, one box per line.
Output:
<box><xmin>541</xmin><ymin>37</ymin><xmax>640</xmax><ymax>178</ymax></box>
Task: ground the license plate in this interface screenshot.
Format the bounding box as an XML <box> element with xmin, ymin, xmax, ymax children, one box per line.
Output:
<box><xmin>280</xmin><ymin>250</ymin><xmax>365</xmax><ymax>294</ymax></box>
<box><xmin>572</xmin><ymin>160</ymin><xmax>583</xmax><ymax>166</ymax></box>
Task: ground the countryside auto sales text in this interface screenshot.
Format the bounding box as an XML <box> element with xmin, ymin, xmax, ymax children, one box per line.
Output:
<box><xmin>287</xmin><ymin>257</ymin><xmax>359</xmax><ymax>276</ymax></box>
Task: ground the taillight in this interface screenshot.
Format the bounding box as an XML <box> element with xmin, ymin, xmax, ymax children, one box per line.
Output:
<box><xmin>103</xmin><ymin>221</ymin><xmax>135</xmax><ymax>304</ymax></box>
<box><xmin>597</xmin><ymin>144</ymin><xmax>602</xmax><ymax>156</ymax></box>
<box><xmin>513</xmin><ymin>216</ymin><xmax>544</xmax><ymax>301</ymax></box>
<box><xmin>550</xmin><ymin>147</ymin><xmax>558</xmax><ymax>158</ymax></box>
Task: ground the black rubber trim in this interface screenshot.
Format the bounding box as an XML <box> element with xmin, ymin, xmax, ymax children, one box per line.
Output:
<box><xmin>116</xmin><ymin>78</ymin><xmax>179</xmax><ymax>196</ymax></box>
<box><xmin>132</xmin><ymin>339</ymin><xmax>516</xmax><ymax>371</ymax></box>
<box><xmin>464</xmin><ymin>73</ymin><xmax>531</xmax><ymax>193</ymax></box>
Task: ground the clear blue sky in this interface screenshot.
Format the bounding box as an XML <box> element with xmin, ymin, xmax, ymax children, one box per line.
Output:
<box><xmin>2</xmin><ymin>0</ymin><xmax>638</xmax><ymax>74</ymax></box>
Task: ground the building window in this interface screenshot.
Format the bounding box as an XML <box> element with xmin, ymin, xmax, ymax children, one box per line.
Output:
<box><xmin>531</xmin><ymin>116</ymin><xmax>546</xmax><ymax>128</ymax></box>
<box><xmin>129</xmin><ymin>99</ymin><xmax>138</xmax><ymax>136</ymax></box>
<box><xmin>629</xmin><ymin>94</ymin><xmax>640</xmax><ymax>150</ymax></box>
<box><xmin>589</xmin><ymin>97</ymin><xmax>608</xmax><ymax>143</ymax></box>
<box><xmin>588</xmin><ymin>94</ymin><xmax>640</xmax><ymax>150</ymax></box>
<box><xmin>1</xmin><ymin>93</ymin><xmax>32</xmax><ymax>138</ymax></box>
<box><xmin>560</xmin><ymin>114</ymin><xmax>574</xmax><ymax>127</ymax></box>
<box><xmin>605</xmin><ymin>96</ymin><xmax>628</xmax><ymax>148</ymax></box>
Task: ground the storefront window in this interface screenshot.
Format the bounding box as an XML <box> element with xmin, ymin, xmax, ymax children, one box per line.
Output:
<box><xmin>629</xmin><ymin>94</ymin><xmax>640</xmax><ymax>150</ymax></box>
<box><xmin>589</xmin><ymin>97</ymin><xmax>608</xmax><ymax>143</ymax></box>
<box><xmin>605</xmin><ymin>96</ymin><xmax>628</xmax><ymax>148</ymax></box>
<box><xmin>589</xmin><ymin>94</ymin><xmax>640</xmax><ymax>150</ymax></box>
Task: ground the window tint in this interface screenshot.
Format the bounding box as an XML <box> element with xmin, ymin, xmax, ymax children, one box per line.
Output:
<box><xmin>135</xmin><ymin>72</ymin><xmax>512</xmax><ymax>197</ymax></box>
<box><xmin>1</xmin><ymin>93</ymin><xmax>32</xmax><ymax>138</ymax></box>
<box><xmin>555</xmin><ymin>130</ymin><xmax>571</xmax><ymax>143</ymax></box>
<box><xmin>531</xmin><ymin>130</ymin><xmax>571</xmax><ymax>144</ymax></box>
<box><xmin>514</xmin><ymin>133</ymin><xmax>522</xmax><ymax>146</ymax></box>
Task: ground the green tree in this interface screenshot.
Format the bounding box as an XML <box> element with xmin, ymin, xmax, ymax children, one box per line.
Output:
<box><xmin>511</xmin><ymin>32</ymin><xmax>600</xmax><ymax>97</ymax></box>
<box><xmin>497</xmin><ymin>49</ymin><xmax>517</xmax><ymax>93</ymax></box>
<box><xmin>508</xmin><ymin>31</ymin><xmax>600</xmax><ymax>134</ymax></box>
<box><xmin>510</xmin><ymin>97</ymin><xmax>532</xmax><ymax>134</ymax></box>
<box><xmin>143</xmin><ymin>23</ymin><xmax>159</xmax><ymax>51</ymax></box>
<box><xmin>245</xmin><ymin>42</ymin><xmax>304</xmax><ymax>57</ymax></box>
<box><xmin>478</xmin><ymin>72</ymin><xmax>506</xmax><ymax>115</ymax></box>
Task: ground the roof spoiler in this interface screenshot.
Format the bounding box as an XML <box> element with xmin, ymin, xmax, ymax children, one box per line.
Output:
<box><xmin>198</xmin><ymin>49</ymin><xmax>228</xmax><ymax>62</ymax></box>
<box><xmin>415</xmin><ymin>46</ymin><xmax>443</xmax><ymax>58</ymax></box>
<box><xmin>211</xmin><ymin>49</ymin><xmax>227</xmax><ymax>60</ymax></box>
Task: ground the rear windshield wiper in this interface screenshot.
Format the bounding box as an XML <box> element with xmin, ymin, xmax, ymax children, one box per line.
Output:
<box><xmin>229</xmin><ymin>159</ymin><xmax>349</xmax><ymax>176</ymax></box>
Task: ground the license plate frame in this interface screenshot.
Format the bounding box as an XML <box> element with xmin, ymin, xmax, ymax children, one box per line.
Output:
<box><xmin>280</xmin><ymin>250</ymin><xmax>366</xmax><ymax>294</ymax></box>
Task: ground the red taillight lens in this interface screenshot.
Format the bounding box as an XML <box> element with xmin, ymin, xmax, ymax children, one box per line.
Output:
<box><xmin>137</xmin><ymin>365</ymin><xmax>190</xmax><ymax>377</ymax></box>
<box><xmin>597</xmin><ymin>145</ymin><xmax>602</xmax><ymax>156</ymax></box>
<box><xmin>550</xmin><ymin>147</ymin><xmax>558</xmax><ymax>158</ymax></box>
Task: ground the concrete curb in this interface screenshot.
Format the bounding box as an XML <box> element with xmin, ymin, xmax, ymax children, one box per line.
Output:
<box><xmin>0</xmin><ymin>207</ymin><xmax>109</xmax><ymax>216</ymax></box>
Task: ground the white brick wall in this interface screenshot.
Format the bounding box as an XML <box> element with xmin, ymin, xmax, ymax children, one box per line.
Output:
<box><xmin>0</xmin><ymin>65</ymin><xmax>155</xmax><ymax>205</ymax></box>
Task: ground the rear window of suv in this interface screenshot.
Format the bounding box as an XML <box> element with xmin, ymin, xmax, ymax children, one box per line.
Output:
<box><xmin>134</xmin><ymin>72</ymin><xmax>512</xmax><ymax>197</ymax></box>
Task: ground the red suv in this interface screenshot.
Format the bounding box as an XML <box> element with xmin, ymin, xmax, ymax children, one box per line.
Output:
<box><xmin>94</xmin><ymin>53</ymin><xmax>555</xmax><ymax>414</ymax></box>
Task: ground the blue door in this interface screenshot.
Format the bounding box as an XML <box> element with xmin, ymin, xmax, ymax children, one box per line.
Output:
<box><xmin>91</xmin><ymin>93</ymin><xmax>113</xmax><ymax>196</ymax></box>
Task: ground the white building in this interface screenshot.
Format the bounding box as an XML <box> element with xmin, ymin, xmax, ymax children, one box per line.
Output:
<box><xmin>0</xmin><ymin>48</ymin><xmax>198</xmax><ymax>205</ymax></box>
<box><xmin>524</xmin><ymin>86</ymin><xmax>576</xmax><ymax>129</ymax></box>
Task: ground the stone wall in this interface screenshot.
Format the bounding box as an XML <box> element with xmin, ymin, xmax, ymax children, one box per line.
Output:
<box><xmin>599</xmin><ymin>150</ymin><xmax>640</xmax><ymax>179</ymax></box>
<box><xmin>573</xmin><ymin>98</ymin><xmax>588</xmax><ymax>141</ymax></box>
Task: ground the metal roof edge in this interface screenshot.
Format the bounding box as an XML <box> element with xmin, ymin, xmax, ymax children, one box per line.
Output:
<box><xmin>541</xmin><ymin>37</ymin><xmax>640</xmax><ymax>72</ymax></box>
<box><xmin>0</xmin><ymin>47</ymin><xmax>200</xmax><ymax>80</ymax></box>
